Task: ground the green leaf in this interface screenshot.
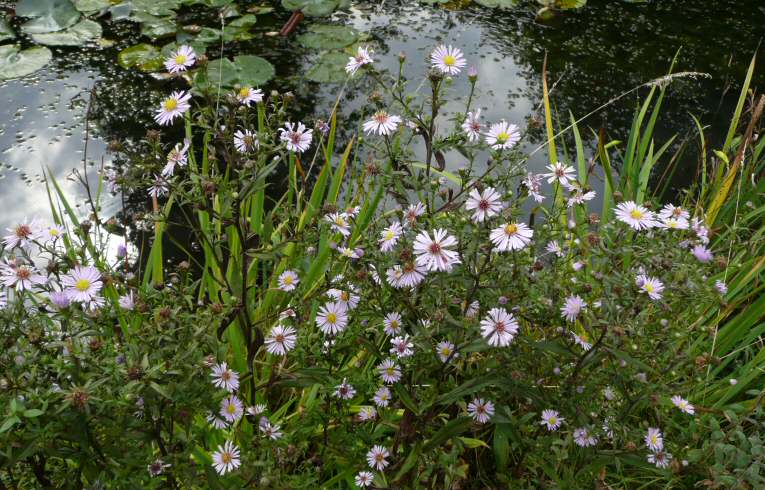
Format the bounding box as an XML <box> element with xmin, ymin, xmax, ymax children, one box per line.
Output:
<box><xmin>137</xmin><ymin>14</ymin><xmax>177</xmax><ymax>39</ymax></box>
<box><xmin>0</xmin><ymin>17</ymin><xmax>15</xmax><ymax>43</ymax></box>
<box><xmin>458</xmin><ymin>436</ymin><xmax>489</xmax><ymax>448</ymax></box>
<box><xmin>475</xmin><ymin>0</ymin><xmax>519</xmax><ymax>8</ymax></box>
<box><xmin>72</xmin><ymin>0</ymin><xmax>110</xmax><ymax>12</ymax></box>
<box><xmin>17</xmin><ymin>0</ymin><xmax>81</xmax><ymax>34</ymax></box>
<box><xmin>555</xmin><ymin>0</ymin><xmax>586</xmax><ymax>8</ymax></box>
<box><xmin>194</xmin><ymin>55</ymin><xmax>275</xmax><ymax>92</ymax></box>
<box><xmin>281</xmin><ymin>0</ymin><xmax>349</xmax><ymax>17</ymax></box>
<box><xmin>23</xmin><ymin>409</ymin><xmax>44</xmax><ymax>418</ymax></box>
<box><xmin>118</xmin><ymin>43</ymin><xmax>164</xmax><ymax>72</ymax></box>
<box><xmin>30</xmin><ymin>18</ymin><xmax>101</xmax><ymax>45</ymax></box>
<box><xmin>228</xmin><ymin>14</ymin><xmax>257</xmax><ymax>28</ymax></box>
<box><xmin>131</xmin><ymin>0</ymin><xmax>180</xmax><ymax>16</ymax></box>
<box><xmin>306</xmin><ymin>51</ymin><xmax>348</xmax><ymax>83</ymax></box>
<box><xmin>297</xmin><ymin>24</ymin><xmax>360</xmax><ymax>49</ymax></box>
<box><xmin>0</xmin><ymin>416</ymin><xmax>20</xmax><ymax>433</ymax></box>
<box><xmin>0</xmin><ymin>45</ymin><xmax>53</xmax><ymax>80</ymax></box>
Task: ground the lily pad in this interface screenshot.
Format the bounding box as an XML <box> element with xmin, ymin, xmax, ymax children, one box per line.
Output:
<box><xmin>73</xmin><ymin>0</ymin><xmax>111</xmax><ymax>13</ymax></box>
<box><xmin>118</xmin><ymin>43</ymin><xmax>164</xmax><ymax>71</ymax></box>
<box><xmin>475</xmin><ymin>0</ymin><xmax>518</xmax><ymax>7</ymax></box>
<box><xmin>0</xmin><ymin>44</ymin><xmax>53</xmax><ymax>80</ymax></box>
<box><xmin>131</xmin><ymin>0</ymin><xmax>180</xmax><ymax>16</ymax></box>
<box><xmin>281</xmin><ymin>0</ymin><xmax>350</xmax><ymax>17</ymax></box>
<box><xmin>194</xmin><ymin>54</ymin><xmax>274</xmax><ymax>92</ymax></box>
<box><xmin>306</xmin><ymin>51</ymin><xmax>348</xmax><ymax>83</ymax></box>
<box><xmin>0</xmin><ymin>17</ymin><xmax>15</xmax><ymax>43</ymax></box>
<box><xmin>297</xmin><ymin>24</ymin><xmax>360</xmax><ymax>50</ymax></box>
<box><xmin>17</xmin><ymin>0</ymin><xmax>81</xmax><ymax>34</ymax></box>
<box><xmin>30</xmin><ymin>18</ymin><xmax>101</xmax><ymax>45</ymax></box>
<box><xmin>132</xmin><ymin>13</ymin><xmax>177</xmax><ymax>39</ymax></box>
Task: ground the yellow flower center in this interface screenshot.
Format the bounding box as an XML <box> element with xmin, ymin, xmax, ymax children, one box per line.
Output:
<box><xmin>650</xmin><ymin>435</ymin><xmax>657</xmax><ymax>444</ymax></box>
<box><xmin>283</xmin><ymin>275</ymin><xmax>293</xmax><ymax>285</ymax></box>
<box><xmin>341</xmin><ymin>291</ymin><xmax>350</xmax><ymax>301</ymax></box>
<box><xmin>239</xmin><ymin>87</ymin><xmax>250</xmax><ymax>98</ymax></box>
<box><xmin>549</xmin><ymin>416</ymin><xmax>557</xmax><ymax>424</ymax></box>
<box><xmin>75</xmin><ymin>279</ymin><xmax>91</xmax><ymax>292</ymax></box>
<box><xmin>644</xmin><ymin>283</ymin><xmax>654</xmax><ymax>293</ymax></box>
<box><xmin>221</xmin><ymin>453</ymin><xmax>232</xmax><ymax>464</ymax></box>
<box><xmin>630</xmin><ymin>209</ymin><xmax>644</xmax><ymax>220</ymax></box>
<box><xmin>326</xmin><ymin>312</ymin><xmax>337</xmax><ymax>324</ymax></box>
<box><xmin>441</xmin><ymin>347</ymin><xmax>451</xmax><ymax>356</ymax></box>
<box><xmin>226</xmin><ymin>404</ymin><xmax>236</xmax><ymax>414</ymax></box>
<box><xmin>504</xmin><ymin>223</ymin><xmax>518</xmax><ymax>235</ymax></box>
<box><xmin>49</xmin><ymin>229</ymin><xmax>59</xmax><ymax>236</ymax></box>
<box><xmin>386</xmin><ymin>367</ymin><xmax>395</xmax><ymax>375</ymax></box>
<box><xmin>385</xmin><ymin>230</ymin><xmax>394</xmax><ymax>240</ymax></box>
<box><xmin>163</xmin><ymin>98</ymin><xmax>178</xmax><ymax>111</ymax></box>
<box><xmin>443</xmin><ymin>54</ymin><xmax>456</xmax><ymax>66</ymax></box>
<box><xmin>174</xmin><ymin>54</ymin><xmax>187</xmax><ymax>65</ymax></box>
<box><xmin>496</xmin><ymin>132</ymin><xmax>509</xmax><ymax>143</ymax></box>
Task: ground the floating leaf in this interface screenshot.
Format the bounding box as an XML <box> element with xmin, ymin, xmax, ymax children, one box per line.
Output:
<box><xmin>475</xmin><ymin>0</ymin><xmax>518</xmax><ymax>7</ymax></box>
<box><xmin>72</xmin><ymin>0</ymin><xmax>110</xmax><ymax>12</ymax></box>
<box><xmin>30</xmin><ymin>18</ymin><xmax>101</xmax><ymax>45</ymax></box>
<box><xmin>131</xmin><ymin>0</ymin><xmax>180</xmax><ymax>16</ymax></box>
<box><xmin>0</xmin><ymin>44</ymin><xmax>53</xmax><ymax>80</ymax></box>
<box><xmin>0</xmin><ymin>17</ymin><xmax>15</xmax><ymax>43</ymax></box>
<box><xmin>118</xmin><ymin>43</ymin><xmax>164</xmax><ymax>71</ymax></box>
<box><xmin>281</xmin><ymin>0</ymin><xmax>350</xmax><ymax>17</ymax></box>
<box><xmin>194</xmin><ymin>54</ymin><xmax>275</xmax><ymax>92</ymax></box>
<box><xmin>134</xmin><ymin>13</ymin><xmax>177</xmax><ymax>39</ymax></box>
<box><xmin>555</xmin><ymin>0</ymin><xmax>586</xmax><ymax>8</ymax></box>
<box><xmin>305</xmin><ymin>51</ymin><xmax>348</xmax><ymax>83</ymax></box>
<box><xmin>17</xmin><ymin>0</ymin><xmax>81</xmax><ymax>34</ymax></box>
<box><xmin>228</xmin><ymin>14</ymin><xmax>257</xmax><ymax>28</ymax></box>
<box><xmin>297</xmin><ymin>24</ymin><xmax>360</xmax><ymax>50</ymax></box>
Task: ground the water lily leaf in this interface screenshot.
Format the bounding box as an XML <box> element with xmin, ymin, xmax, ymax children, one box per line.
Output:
<box><xmin>475</xmin><ymin>0</ymin><xmax>518</xmax><ymax>7</ymax></box>
<box><xmin>555</xmin><ymin>0</ymin><xmax>586</xmax><ymax>7</ymax></box>
<box><xmin>228</xmin><ymin>14</ymin><xmax>257</xmax><ymax>29</ymax></box>
<box><xmin>0</xmin><ymin>45</ymin><xmax>53</xmax><ymax>80</ymax></box>
<box><xmin>0</xmin><ymin>17</ymin><xmax>15</xmax><ymax>43</ymax></box>
<box><xmin>30</xmin><ymin>18</ymin><xmax>101</xmax><ymax>45</ymax></box>
<box><xmin>17</xmin><ymin>0</ymin><xmax>81</xmax><ymax>34</ymax></box>
<box><xmin>131</xmin><ymin>0</ymin><xmax>180</xmax><ymax>16</ymax></box>
<box><xmin>134</xmin><ymin>13</ymin><xmax>176</xmax><ymax>39</ymax></box>
<box><xmin>194</xmin><ymin>54</ymin><xmax>274</xmax><ymax>91</ymax></box>
<box><xmin>73</xmin><ymin>0</ymin><xmax>111</xmax><ymax>13</ymax></box>
<box><xmin>297</xmin><ymin>24</ymin><xmax>360</xmax><ymax>50</ymax></box>
<box><xmin>281</xmin><ymin>0</ymin><xmax>349</xmax><ymax>17</ymax></box>
<box><xmin>118</xmin><ymin>43</ymin><xmax>164</xmax><ymax>71</ymax></box>
<box><xmin>306</xmin><ymin>51</ymin><xmax>347</xmax><ymax>83</ymax></box>
<box><xmin>109</xmin><ymin>2</ymin><xmax>132</xmax><ymax>20</ymax></box>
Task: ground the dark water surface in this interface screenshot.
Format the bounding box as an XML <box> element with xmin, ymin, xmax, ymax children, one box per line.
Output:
<box><xmin>1</xmin><ymin>0</ymin><xmax>764</xmax><ymax>230</ymax></box>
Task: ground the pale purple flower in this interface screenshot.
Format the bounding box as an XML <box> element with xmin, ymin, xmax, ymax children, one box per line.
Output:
<box><xmin>413</xmin><ymin>229</ymin><xmax>460</xmax><ymax>272</ymax></box>
<box><xmin>467</xmin><ymin>398</ymin><xmax>494</xmax><ymax>424</ymax></box>
<box><xmin>211</xmin><ymin>441</ymin><xmax>240</xmax><ymax>475</ymax></box>
<box><xmin>480</xmin><ymin>308</ymin><xmax>519</xmax><ymax>347</ymax></box>
<box><xmin>540</xmin><ymin>409</ymin><xmax>564</xmax><ymax>431</ymax></box>
<box><xmin>560</xmin><ymin>295</ymin><xmax>586</xmax><ymax>322</ymax></box>
<box><xmin>62</xmin><ymin>266</ymin><xmax>102</xmax><ymax>303</ymax></box>
<box><xmin>465</xmin><ymin>186</ymin><xmax>502</xmax><ymax>223</ymax></box>
<box><xmin>366</xmin><ymin>445</ymin><xmax>390</xmax><ymax>471</ymax></box>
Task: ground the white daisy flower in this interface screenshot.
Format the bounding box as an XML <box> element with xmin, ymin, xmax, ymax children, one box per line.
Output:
<box><xmin>523</xmin><ymin>173</ymin><xmax>545</xmax><ymax>202</ymax></box>
<box><xmin>658</xmin><ymin>204</ymin><xmax>690</xmax><ymax>221</ymax></box>
<box><xmin>373</xmin><ymin>386</ymin><xmax>391</xmax><ymax>407</ymax></box>
<box><xmin>316</xmin><ymin>301</ymin><xmax>348</xmax><ymax>335</ymax></box>
<box><xmin>355</xmin><ymin>470</ymin><xmax>375</xmax><ymax>487</ymax></box>
<box><xmin>465</xmin><ymin>187</ymin><xmax>502</xmax><ymax>223</ymax></box>
<box><xmin>234</xmin><ymin>129</ymin><xmax>258</xmax><ymax>153</ymax></box>
<box><xmin>3</xmin><ymin>218</ymin><xmax>44</xmax><ymax>250</ymax></box>
<box><xmin>560</xmin><ymin>295</ymin><xmax>586</xmax><ymax>322</ymax></box>
<box><xmin>45</xmin><ymin>225</ymin><xmax>66</xmax><ymax>242</ymax></box>
<box><xmin>333</xmin><ymin>378</ymin><xmax>356</xmax><ymax>400</ymax></box>
<box><xmin>211</xmin><ymin>441</ymin><xmax>241</xmax><ymax>475</ymax></box>
<box><xmin>265</xmin><ymin>325</ymin><xmax>297</xmax><ymax>356</ymax></box>
<box><xmin>363</xmin><ymin>111</ymin><xmax>402</xmax><ymax>136</ymax></box>
<box><xmin>379</xmin><ymin>222</ymin><xmax>403</xmax><ymax>252</ymax></box>
<box><xmin>461</xmin><ymin>109</ymin><xmax>482</xmax><ymax>141</ymax></box>
<box><xmin>118</xmin><ymin>291</ymin><xmax>135</xmax><ymax>311</ymax></box>
<box><xmin>467</xmin><ymin>398</ymin><xmax>494</xmax><ymax>424</ymax></box>
<box><xmin>490</xmin><ymin>222</ymin><xmax>533</xmax><ymax>251</ymax></box>
<box><xmin>366</xmin><ymin>445</ymin><xmax>390</xmax><ymax>471</ymax></box>
<box><xmin>345</xmin><ymin>46</ymin><xmax>374</xmax><ymax>75</ymax></box>
<box><xmin>1</xmin><ymin>263</ymin><xmax>46</xmax><ymax>291</ymax></box>
<box><xmin>148</xmin><ymin>174</ymin><xmax>170</xmax><ymax>199</ymax></box>
<box><xmin>543</xmin><ymin>162</ymin><xmax>576</xmax><ymax>186</ymax></box>
<box><xmin>246</xmin><ymin>404</ymin><xmax>267</xmax><ymax>416</ymax></box>
<box><xmin>206</xmin><ymin>412</ymin><xmax>228</xmax><ymax>429</ymax></box>
<box><xmin>162</xmin><ymin>139</ymin><xmax>190</xmax><ymax>176</ymax></box>
<box><xmin>386</xmin><ymin>263</ymin><xmax>427</xmax><ymax>289</ymax></box>
<box><xmin>327</xmin><ymin>288</ymin><xmax>360</xmax><ymax>310</ymax></box>
<box><xmin>62</xmin><ymin>265</ymin><xmax>102</xmax><ymax>303</ymax></box>
<box><xmin>614</xmin><ymin>201</ymin><xmax>657</xmax><ymax>230</ymax></box>
<box><xmin>164</xmin><ymin>45</ymin><xmax>196</xmax><ymax>73</ymax></box>
<box><xmin>220</xmin><ymin>395</ymin><xmax>244</xmax><ymax>423</ymax></box>
<box><xmin>326</xmin><ymin>212</ymin><xmax>351</xmax><ymax>236</ymax></box>
<box><xmin>377</xmin><ymin>359</ymin><xmax>402</xmax><ymax>384</ymax></box>
<box><xmin>436</xmin><ymin>340</ymin><xmax>458</xmax><ymax>363</ymax></box>
<box><xmin>390</xmin><ymin>335</ymin><xmax>414</xmax><ymax>358</ymax></box>
<box><xmin>404</xmin><ymin>202</ymin><xmax>426</xmax><ymax>226</ymax></box>
<box><xmin>484</xmin><ymin>120</ymin><xmax>520</xmax><ymax>150</ymax></box>
<box><xmin>567</xmin><ymin>189</ymin><xmax>596</xmax><ymax>207</ymax></box>
<box><xmin>540</xmin><ymin>409</ymin><xmax>564</xmax><ymax>431</ymax></box>
<box><xmin>645</xmin><ymin>427</ymin><xmax>663</xmax><ymax>452</ymax></box>
<box><xmin>154</xmin><ymin>90</ymin><xmax>191</xmax><ymax>126</ymax></box>
<box><xmin>430</xmin><ymin>44</ymin><xmax>466</xmax><ymax>75</ymax></box>
<box><xmin>279</xmin><ymin>121</ymin><xmax>313</xmax><ymax>153</ymax></box>
<box><xmin>647</xmin><ymin>451</ymin><xmax>672</xmax><ymax>468</ymax></box>
<box><xmin>636</xmin><ymin>274</ymin><xmax>664</xmax><ymax>300</ymax></box>
<box><xmin>545</xmin><ymin>240</ymin><xmax>564</xmax><ymax>257</ymax></box>
<box><xmin>259</xmin><ymin>418</ymin><xmax>283</xmax><ymax>440</ymax></box>
<box><xmin>383</xmin><ymin>312</ymin><xmax>403</xmax><ymax>336</ymax></box>
<box><xmin>465</xmin><ymin>299</ymin><xmax>480</xmax><ymax>318</ymax></box>
<box><xmin>571</xmin><ymin>332</ymin><xmax>592</xmax><ymax>351</ymax></box>
<box><xmin>278</xmin><ymin>270</ymin><xmax>299</xmax><ymax>291</ymax></box>
<box><xmin>236</xmin><ymin>86</ymin><xmax>263</xmax><ymax>106</ymax></box>
<box><xmin>358</xmin><ymin>406</ymin><xmax>377</xmax><ymax>422</ymax></box>
<box><xmin>480</xmin><ymin>308</ymin><xmax>519</xmax><ymax>347</ymax></box>
<box><xmin>413</xmin><ymin>229</ymin><xmax>460</xmax><ymax>272</ymax></box>
<box><xmin>210</xmin><ymin>362</ymin><xmax>239</xmax><ymax>392</ymax></box>
<box><xmin>671</xmin><ymin>395</ymin><xmax>695</xmax><ymax>415</ymax></box>
<box><xmin>573</xmin><ymin>427</ymin><xmax>598</xmax><ymax>447</ymax></box>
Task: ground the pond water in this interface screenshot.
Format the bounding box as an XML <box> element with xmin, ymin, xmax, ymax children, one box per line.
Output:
<box><xmin>2</xmin><ymin>0</ymin><xmax>764</xmax><ymax>231</ymax></box>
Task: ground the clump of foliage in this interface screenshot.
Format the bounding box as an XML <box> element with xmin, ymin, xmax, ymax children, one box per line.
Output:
<box><xmin>1</xmin><ymin>41</ymin><xmax>764</xmax><ymax>489</ymax></box>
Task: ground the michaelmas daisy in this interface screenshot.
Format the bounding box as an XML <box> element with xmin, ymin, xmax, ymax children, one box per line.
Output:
<box><xmin>154</xmin><ymin>91</ymin><xmax>191</xmax><ymax>126</ymax></box>
<box><xmin>430</xmin><ymin>44</ymin><xmax>466</xmax><ymax>75</ymax></box>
